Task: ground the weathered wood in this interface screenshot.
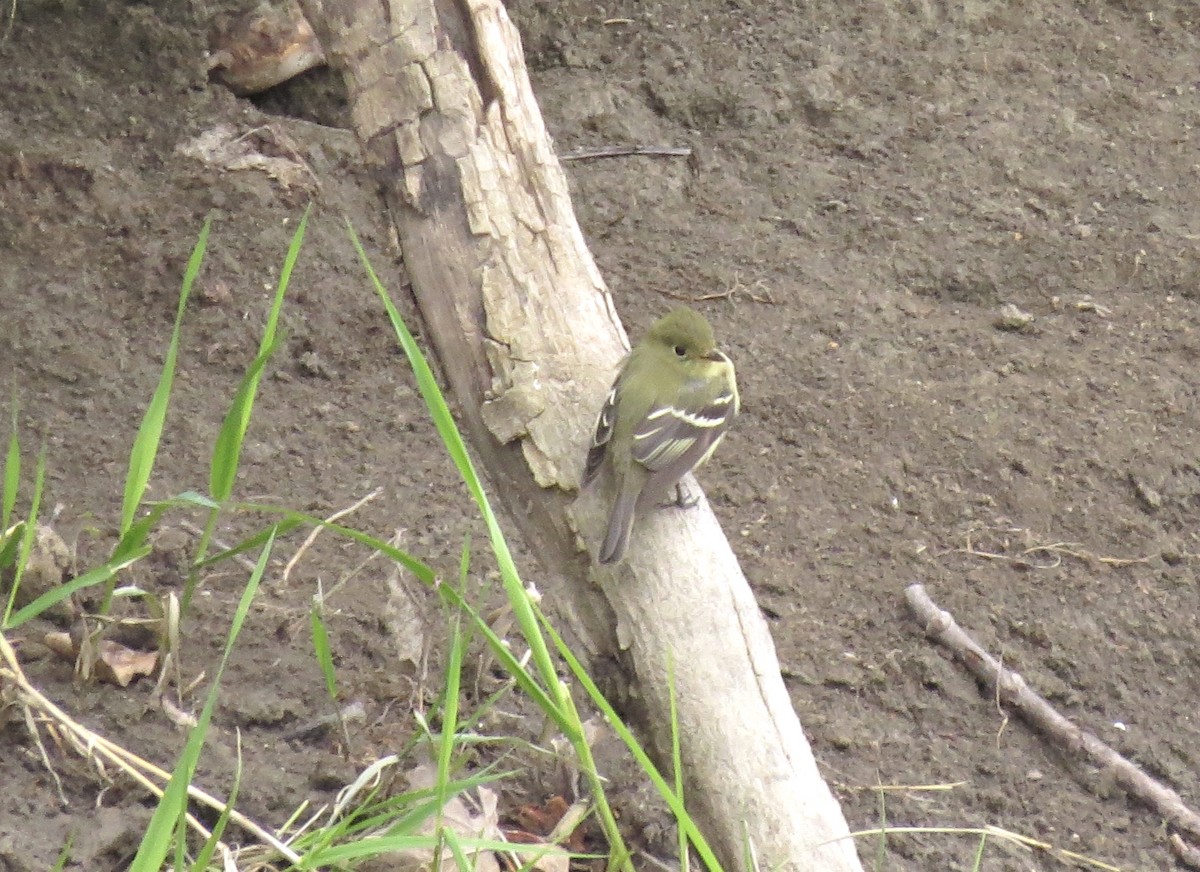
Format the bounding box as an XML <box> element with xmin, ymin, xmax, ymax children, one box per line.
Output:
<box><xmin>296</xmin><ymin>0</ymin><xmax>863</xmax><ymax>868</ymax></box>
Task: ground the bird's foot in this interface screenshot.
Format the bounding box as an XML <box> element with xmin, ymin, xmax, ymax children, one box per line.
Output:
<box><xmin>661</xmin><ymin>482</ymin><xmax>700</xmax><ymax>510</ymax></box>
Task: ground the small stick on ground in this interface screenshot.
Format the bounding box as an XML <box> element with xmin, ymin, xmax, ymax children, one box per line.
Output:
<box><xmin>904</xmin><ymin>583</ymin><xmax>1200</xmax><ymax>857</ymax></box>
<box><xmin>950</xmin><ymin>524</ymin><xmax>1153</xmax><ymax>569</ymax></box>
<box><xmin>558</xmin><ymin>145</ymin><xmax>692</xmax><ymax>161</ymax></box>
<box><xmin>1172</xmin><ymin>833</ymin><xmax>1200</xmax><ymax>870</ymax></box>
<box><xmin>282</xmin><ymin>487</ymin><xmax>382</xmax><ymax>584</ymax></box>
<box><xmin>661</xmin><ymin>274</ymin><xmax>778</xmax><ymax>306</ymax></box>
<box><xmin>1</xmin><ymin>0</ymin><xmax>14</xmax><ymax>44</ymax></box>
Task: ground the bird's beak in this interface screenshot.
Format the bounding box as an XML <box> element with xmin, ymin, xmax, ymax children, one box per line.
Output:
<box><xmin>704</xmin><ymin>349</ymin><xmax>729</xmax><ymax>363</ymax></box>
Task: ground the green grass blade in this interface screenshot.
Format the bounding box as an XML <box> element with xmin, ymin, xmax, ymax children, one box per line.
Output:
<box><xmin>444</xmin><ymin>829</ymin><xmax>471</xmax><ymax>872</ymax></box>
<box><xmin>167</xmin><ymin>491</ymin><xmax>220</xmax><ymax>511</ymax></box>
<box><xmin>435</xmin><ymin>605</ymin><xmax>467</xmax><ymax>858</ymax></box>
<box><xmin>2</xmin><ymin>448</ymin><xmax>45</xmax><ymax>627</ymax></box>
<box><xmin>970</xmin><ymin>831</ymin><xmax>987</xmax><ymax>871</ymax></box>
<box><xmin>49</xmin><ymin>831</ymin><xmax>74</xmax><ymax>872</ymax></box>
<box><xmin>120</xmin><ymin>218</ymin><xmax>210</xmax><ymax>537</ymax></box>
<box><xmin>218</xmin><ymin>502</ymin><xmax>568</xmax><ymax>723</ymax></box>
<box><xmin>541</xmin><ymin>613</ymin><xmax>722</xmax><ymax>870</ymax></box>
<box><xmin>310</xmin><ymin>834</ymin><xmax>531</xmax><ymax>866</ymax></box>
<box><xmin>191</xmin><ymin>514</ymin><xmax>305</xmax><ymax>570</ymax></box>
<box><xmin>208</xmin><ymin>335</ymin><xmax>281</xmax><ymax>502</ymax></box>
<box><xmin>668</xmin><ymin>650</ymin><xmax>688</xmax><ymax>872</ymax></box>
<box><xmin>254</xmin><ymin>509</ymin><xmax>567</xmax><ymax>724</ymax></box>
<box><xmin>299</xmin><ymin>775</ymin><xmax>502</xmax><ymax>866</ymax></box>
<box><xmin>112</xmin><ymin>502</ymin><xmax>171</xmax><ymax>565</ymax></box>
<box><xmin>0</xmin><ymin>521</ymin><xmax>21</xmax><ymax>571</ymax></box>
<box><xmin>2</xmin><ymin>407</ymin><xmax>18</xmax><ymax>533</ymax></box>
<box><xmin>345</xmin><ymin>224</ymin><xmax>562</xmax><ymax>705</ymax></box>
<box><xmin>5</xmin><ymin>547</ymin><xmax>148</xmax><ymax>629</ymax></box>
<box><xmin>554</xmin><ymin>680</ymin><xmax>633</xmax><ymax>871</ymax></box>
<box><xmin>188</xmin><ymin>731</ymin><xmax>243</xmax><ymax>871</ymax></box>
<box><xmin>224</xmin><ymin>503</ymin><xmax>437</xmax><ymax>586</ymax></box>
<box><xmin>208</xmin><ymin>205</ymin><xmax>307</xmax><ymax>502</ymax></box>
<box><xmin>95</xmin><ymin>501</ymin><xmax>172</xmax><ymax>621</ymax></box>
<box><xmin>310</xmin><ymin>592</ymin><xmax>338</xmax><ymax>701</ymax></box>
<box><xmin>172</xmin><ymin>812</ymin><xmax>187</xmax><ymax>871</ymax></box>
<box><xmin>129</xmin><ymin>528</ymin><xmax>275</xmax><ymax>871</ymax></box>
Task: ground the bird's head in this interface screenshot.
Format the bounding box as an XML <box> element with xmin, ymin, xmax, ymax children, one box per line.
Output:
<box><xmin>647</xmin><ymin>306</ymin><xmax>723</xmax><ymax>362</ymax></box>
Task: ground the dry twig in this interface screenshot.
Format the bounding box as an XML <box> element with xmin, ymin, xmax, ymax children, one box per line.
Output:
<box><xmin>282</xmin><ymin>487</ymin><xmax>382</xmax><ymax>584</ymax></box>
<box><xmin>558</xmin><ymin>145</ymin><xmax>692</xmax><ymax>161</ymax></box>
<box><xmin>661</xmin><ymin>273</ymin><xmax>778</xmax><ymax>306</ymax></box>
<box><xmin>905</xmin><ymin>583</ymin><xmax>1200</xmax><ymax>860</ymax></box>
<box><xmin>0</xmin><ymin>632</ymin><xmax>300</xmax><ymax>864</ymax></box>
<box><xmin>952</xmin><ymin>525</ymin><xmax>1152</xmax><ymax>570</ymax></box>
<box><xmin>1</xmin><ymin>0</ymin><xmax>14</xmax><ymax>45</ymax></box>
<box><xmin>1171</xmin><ymin>833</ymin><xmax>1200</xmax><ymax>869</ymax></box>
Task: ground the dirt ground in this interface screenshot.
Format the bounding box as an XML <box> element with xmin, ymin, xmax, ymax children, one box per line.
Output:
<box><xmin>2</xmin><ymin>0</ymin><xmax>1199</xmax><ymax>869</ymax></box>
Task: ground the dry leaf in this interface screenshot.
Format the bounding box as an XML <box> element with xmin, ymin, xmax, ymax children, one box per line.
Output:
<box><xmin>43</xmin><ymin>632</ymin><xmax>159</xmax><ymax>687</ymax></box>
<box><xmin>176</xmin><ymin>124</ymin><xmax>316</xmax><ymax>192</ymax></box>
<box><xmin>514</xmin><ymin>795</ymin><xmax>570</xmax><ymax>835</ymax></box>
<box><xmin>383</xmin><ymin>566</ymin><xmax>427</xmax><ymax>673</ymax></box>
<box><xmin>510</xmin><ymin>794</ymin><xmax>589</xmax><ymax>854</ymax></box>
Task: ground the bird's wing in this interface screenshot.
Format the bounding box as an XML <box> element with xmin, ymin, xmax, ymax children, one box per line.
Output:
<box><xmin>630</xmin><ymin>389</ymin><xmax>737</xmax><ymax>473</ymax></box>
<box><xmin>582</xmin><ymin>382</ymin><xmax>619</xmax><ymax>487</ymax></box>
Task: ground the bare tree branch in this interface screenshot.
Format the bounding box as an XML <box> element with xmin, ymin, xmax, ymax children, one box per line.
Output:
<box><xmin>906</xmin><ymin>583</ymin><xmax>1200</xmax><ymax>862</ymax></box>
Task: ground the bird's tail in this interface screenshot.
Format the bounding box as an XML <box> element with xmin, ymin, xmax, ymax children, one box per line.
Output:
<box><xmin>598</xmin><ymin>483</ymin><xmax>640</xmax><ymax>564</ymax></box>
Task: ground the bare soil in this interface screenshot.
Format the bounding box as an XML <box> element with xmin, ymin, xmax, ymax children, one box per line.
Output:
<box><xmin>2</xmin><ymin>1</ymin><xmax>1199</xmax><ymax>869</ymax></box>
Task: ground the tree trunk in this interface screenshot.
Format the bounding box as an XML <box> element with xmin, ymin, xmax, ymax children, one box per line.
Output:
<box><xmin>295</xmin><ymin>1</ymin><xmax>863</xmax><ymax>868</ymax></box>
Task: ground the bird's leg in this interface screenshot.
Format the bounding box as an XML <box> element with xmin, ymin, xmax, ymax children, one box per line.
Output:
<box><xmin>661</xmin><ymin>481</ymin><xmax>700</xmax><ymax>510</ymax></box>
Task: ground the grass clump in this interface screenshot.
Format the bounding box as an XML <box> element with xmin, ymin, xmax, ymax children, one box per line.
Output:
<box><xmin>0</xmin><ymin>214</ymin><xmax>717</xmax><ymax>872</ymax></box>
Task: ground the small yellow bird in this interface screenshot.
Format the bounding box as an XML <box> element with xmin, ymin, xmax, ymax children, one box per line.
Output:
<box><xmin>583</xmin><ymin>306</ymin><xmax>740</xmax><ymax>564</ymax></box>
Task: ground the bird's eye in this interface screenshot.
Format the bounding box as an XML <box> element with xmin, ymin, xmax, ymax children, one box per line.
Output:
<box><xmin>673</xmin><ymin>345</ymin><xmax>687</xmax><ymax>357</ymax></box>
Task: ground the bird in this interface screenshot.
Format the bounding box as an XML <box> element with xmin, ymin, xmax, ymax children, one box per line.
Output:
<box><xmin>583</xmin><ymin>306</ymin><xmax>740</xmax><ymax>564</ymax></box>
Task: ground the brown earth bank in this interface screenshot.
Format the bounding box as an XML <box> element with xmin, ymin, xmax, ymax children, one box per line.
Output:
<box><xmin>2</xmin><ymin>0</ymin><xmax>1199</xmax><ymax>869</ymax></box>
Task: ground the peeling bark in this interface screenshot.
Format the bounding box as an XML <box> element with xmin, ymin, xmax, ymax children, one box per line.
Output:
<box><xmin>296</xmin><ymin>1</ymin><xmax>863</xmax><ymax>868</ymax></box>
